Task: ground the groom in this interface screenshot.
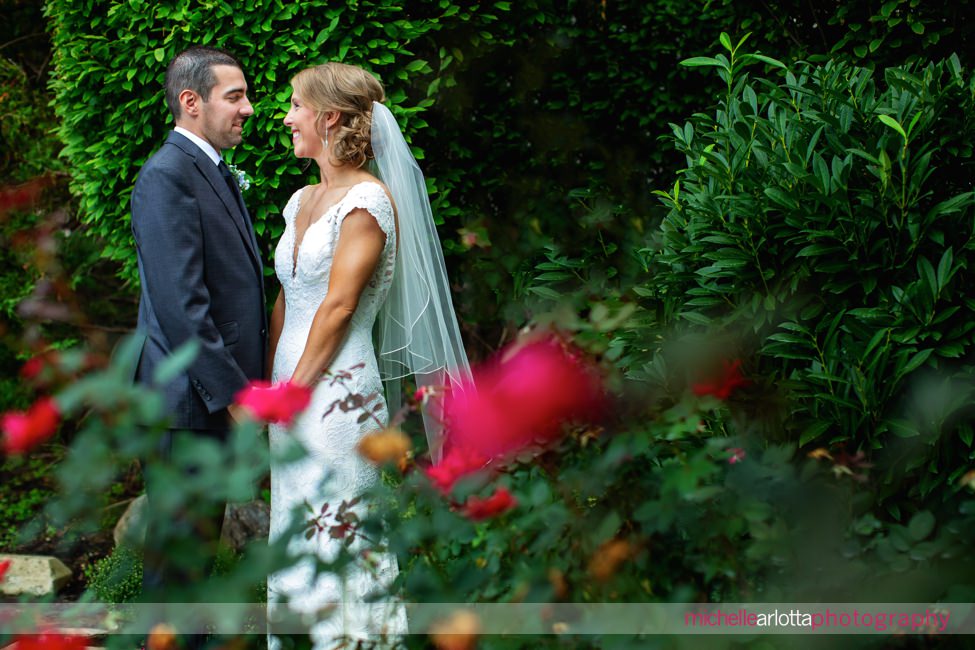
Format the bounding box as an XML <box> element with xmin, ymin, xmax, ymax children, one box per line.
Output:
<box><xmin>131</xmin><ymin>46</ymin><xmax>266</xmax><ymax>597</ymax></box>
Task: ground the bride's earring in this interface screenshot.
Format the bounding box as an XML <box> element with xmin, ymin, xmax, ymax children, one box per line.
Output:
<box><xmin>322</xmin><ymin>126</ymin><xmax>329</xmax><ymax>152</ymax></box>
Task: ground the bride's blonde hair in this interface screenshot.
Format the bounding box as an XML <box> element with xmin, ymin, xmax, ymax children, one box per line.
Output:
<box><xmin>291</xmin><ymin>62</ymin><xmax>385</xmax><ymax>169</ymax></box>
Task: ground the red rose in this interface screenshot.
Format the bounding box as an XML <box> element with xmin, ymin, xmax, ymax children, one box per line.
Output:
<box><xmin>461</xmin><ymin>486</ymin><xmax>517</xmax><ymax>521</ymax></box>
<box><xmin>234</xmin><ymin>380</ymin><xmax>312</xmax><ymax>425</ymax></box>
<box><xmin>442</xmin><ymin>338</ymin><xmax>603</xmax><ymax>461</ymax></box>
<box><xmin>1</xmin><ymin>397</ymin><xmax>61</xmax><ymax>455</ymax></box>
<box><xmin>424</xmin><ymin>446</ymin><xmax>489</xmax><ymax>494</ymax></box>
<box><xmin>692</xmin><ymin>359</ymin><xmax>749</xmax><ymax>400</ymax></box>
<box><xmin>0</xmin><ymin>559</ymin><xmax>10</xmax><ymax>582</ymax></box>
<box><xmin>11</xmin><ymin>633</ymin><xmax>88</xmax><ymax>650</ymax></box>
<box><xmin>20</xmin><ymin>356</ymin><xmax>46</xmax><ymax>380</ymax></box>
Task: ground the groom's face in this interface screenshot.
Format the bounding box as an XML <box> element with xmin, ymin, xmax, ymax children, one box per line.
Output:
<box><xmin>199</xmin><ymin>64</ymin><xmax>253</xmax><ymax>151</ymax></box>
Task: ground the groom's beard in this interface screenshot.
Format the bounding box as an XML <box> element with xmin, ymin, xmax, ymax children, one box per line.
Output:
<box><xmin>201</xmin><ymin>114</ymin><xmax>246</xmax><ymax>151</ymax></box>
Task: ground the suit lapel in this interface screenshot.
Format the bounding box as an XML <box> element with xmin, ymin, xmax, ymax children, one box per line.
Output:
<box><xmin>194</xmin><ymin>154</ymin><xmax>264</xmax><ymax>274</ymax></box>
<box><xmin>165</xmin><ymin>132</ymin><xmax>263</xmax><ymax>275</ymax></box>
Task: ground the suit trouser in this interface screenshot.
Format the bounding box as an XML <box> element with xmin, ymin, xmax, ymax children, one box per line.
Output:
<box><xmin>142</xmin><ymin>428</ymin><xmax>228</xmax><ymax>646</ymax></box>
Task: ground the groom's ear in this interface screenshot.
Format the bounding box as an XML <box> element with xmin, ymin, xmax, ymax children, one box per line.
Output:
<box><xmin>178</xmin><ymin>89</ymin><xmax>202</xmax><ymax>118</ymax></box>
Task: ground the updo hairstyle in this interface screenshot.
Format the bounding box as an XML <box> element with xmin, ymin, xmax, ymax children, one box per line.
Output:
<box><xmin>291</xmin><ymin>62</ymin><xmax>385</xmax><ymax>168</ymax></box>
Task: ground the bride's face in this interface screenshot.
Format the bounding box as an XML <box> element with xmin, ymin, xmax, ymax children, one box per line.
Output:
<box><xmin>283</xmin><ymin>91</ymin><xmax>323</xmax><ymax>159</ymax></box>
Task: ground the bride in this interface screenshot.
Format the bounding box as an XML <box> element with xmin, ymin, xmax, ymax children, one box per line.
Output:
<box><xmin>266</xmin><ymin>62</ymin><xmax>470</xmax><ymax>647</ymax></box>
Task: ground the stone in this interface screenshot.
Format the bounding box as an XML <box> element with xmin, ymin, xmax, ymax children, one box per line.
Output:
<box><xmin>0</xmin><ymin>554</ymin><xmax>72</xmax><ymax>596</ymax></box>
<box><xmin>113</xmin><ymin>495</ymin><xmax>269</xmax><ymax>552</ymax></box>
<box><xmin>221</xmin><ymin>500</ymin><xmax>271</xmax><ymax>551</ymax></box>
<box><xmin>113</xmin><ymin>494</ymin><xmax>147</xmax><ymax>547</ymax></box>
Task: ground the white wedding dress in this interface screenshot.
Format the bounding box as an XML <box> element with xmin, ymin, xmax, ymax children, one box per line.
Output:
<box><xmin>268</xmin><ymin>181</ymin><xmax>407</xmax><ymax>648</ymax></box>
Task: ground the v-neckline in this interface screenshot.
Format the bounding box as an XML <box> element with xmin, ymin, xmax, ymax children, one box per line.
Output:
<box><xmin>290</xmin><ymin>182</ymin><xmax>371</xmax><ymax>278</ymax></box>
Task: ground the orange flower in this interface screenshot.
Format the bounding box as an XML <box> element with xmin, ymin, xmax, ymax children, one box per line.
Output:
<box><xmin>429</xmin><ymin>609</ymin><xmax>481</xmax><ymax>650</ymax></box>
<box><xmin>588</xmin><ymin>539</ymin><xmax>634</xmax><ymax>583</ymax></box>
<box><xmin>147</xmin><ymin>623</ymin><xmax>178</xmax><ymax>650</ymax></box>
<box><xmin>807</xmin><ymin>448</ymin><xmax>833</xmax><ymax>460</ymax></box>
<box><xmin>2</xmin><ymin>397</ymin><xmax>61</xmax><ymax>455</ymax></box>
<box><xmin>692</xmin><ymin>359</ymin><xmax>749</xmax><ymax>400</ymax></box>
<box><xmin>234</xmin><ymin>380</ymin><xmax>312</xmax><ymax>425</ymax></box>
<box><xmin>357</xmin><ymin>427</ymin><xmax>412</xmax><ymax>471</ymax></box>
<box><xmin>461</xmin><ymin>487</ymin><xmax>517</xmax><ymax>521</ymax></box>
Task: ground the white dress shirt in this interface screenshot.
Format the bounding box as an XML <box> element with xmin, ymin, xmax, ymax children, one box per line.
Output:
<box><xmin>174</xmin><ymin>126</ymin><xmax>222</xmax><ymax>166</ymax></box>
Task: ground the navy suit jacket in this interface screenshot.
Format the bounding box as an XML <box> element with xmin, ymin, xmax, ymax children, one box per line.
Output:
<box><xmin>131</xmin><ymin>130</ymin><xmax>267</xmax><ymax>431</ymax></box>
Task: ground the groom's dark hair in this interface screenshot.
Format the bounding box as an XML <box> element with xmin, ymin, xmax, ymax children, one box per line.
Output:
<box><xmin>165</xmin><ymin>46</ymin><xmax>243</xmax><ymax>121</ymax></box>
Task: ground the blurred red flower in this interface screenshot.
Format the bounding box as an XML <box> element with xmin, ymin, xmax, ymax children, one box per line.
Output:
<box><xmin>692</xmin><ymin>359</ymin><xmax>749</xmax><ymax>400</ymax></box>
<box><xmin>461</xmin><ymin>487</ymin><xmax>517</xmax><ymax>521</ymax></box>
<box><xmin>442</xmin><ymin>338</ymin><xmax>603</xmax><ymax>461</ymax></box>
<box><xmin>10</xmin><ymin>632</ymin><xmax>88</xmax><ymax>650</ymax></box>
<box><xmin>20</xmin><ymin>355</ymin><xmax>48</xmax><ymax>381</ymax></box>
<box><xmin>0</xmin><ymin>559</ymin><xmax>10</xmax><ymax>582</ymax></box>
<box><xmin>1</xmin><ymin>397</ymin><xmax>61</xmax><ymax>455</ymax></box>
<box><xmin>234</xmin><ymin>380</ymin><xmax>312</xmax><ymax>425</ymax></box>
<box><xmin>425</xmin><ymin>446</ymin><xmax>489</xmax><ymax>494</ymax></box>
<box><xmin>728</xmin><ymin>447</ymin><xmax>746</xmax><ymax>464</ymax></box>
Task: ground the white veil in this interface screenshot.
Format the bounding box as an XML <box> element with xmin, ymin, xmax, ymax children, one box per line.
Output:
<box><xmin>370</xmin><ymin>101</ymin><xmax>472</xmax><ymax>463</ymax></box>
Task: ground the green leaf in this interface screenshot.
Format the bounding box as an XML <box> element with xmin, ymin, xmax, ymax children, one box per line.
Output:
<box><xmin>719</xmin><ymin>32</ymin><xmax>732</xmax><ymax>52</ymax></box>
<box><xmin>528</xmin><ymin>286</ymin><xmax>563</xmax><ymax>300</ymax></box>
<box><xmin>908</xmin><ymin>511</ymin><xmax>935</xmax><ymax>541</ymax></box>
<box><xmin>680</xmin><ymin>57</ymin><xmax>727</xmax><ymax>70</ymax></box>
<box><xmin>899</xmin><ymin>348</ymin><xmax>933</xmax><ymax>377</ymax></box>
<box><xmin>743</xmin><ymin>53</ymin><xmax>787</xmax><ymax>69</ymax></box>
<box><xmin>878</xmin><ymin>114</ymin><xmax>907</xmax><ymax>140</ymax></box>
<box><xmin>936</xmin><ymin>248</ymin><xmax>954</xmax><ymax>290</ymax></box>
<box><xmin>153</xmin><ymin>340</ymin><xmax>200</xmax><ymax>386</ymax></box>
<box><xmin>799</xmin><ymin>421</ymin><xmax>831</xmax><ymax>446</ymax></box>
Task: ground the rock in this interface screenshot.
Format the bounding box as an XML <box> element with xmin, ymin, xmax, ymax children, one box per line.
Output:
<box><xmin>221</xmin><ymin>500</ymin><xmax>271</xmax><ymax>551</ymax></box>
<box><xmin>114</xmin><ymin>495</ymin><xmax>269</xmax><ymax>552</ymax></box>
<box><xmin>0</xmin><ymin>554</ymin><xmax>72</xmax><ymax>596</ymax></box>
<box><xmin>113</xmin><ymin>494</ymin><xmax>147</xmax><ymax>547</ymax></box>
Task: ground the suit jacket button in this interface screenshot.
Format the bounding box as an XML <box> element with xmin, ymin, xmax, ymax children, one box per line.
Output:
<box><xmin>260</xmin><ymin>328</ymin><xmax>267</xmax><ymax>336</ymax></box>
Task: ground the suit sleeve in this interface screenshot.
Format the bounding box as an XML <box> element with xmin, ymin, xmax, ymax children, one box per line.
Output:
<box><xmin>132</xmin><ymin>161</ymin><xmax>249</xmax><ymax>413</ymax></box>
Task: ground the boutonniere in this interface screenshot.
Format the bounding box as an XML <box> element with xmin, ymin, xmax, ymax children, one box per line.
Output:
<box><xmin>227</xmin><ymin>164</ymin><xmax>251</xmax><ymax>192</ymax></box>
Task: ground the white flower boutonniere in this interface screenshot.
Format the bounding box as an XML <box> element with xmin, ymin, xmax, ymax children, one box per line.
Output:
<box><xmin>228</xmin><ymin>164</ymin><xmax>251</xmax><ymax>192</ymax></box>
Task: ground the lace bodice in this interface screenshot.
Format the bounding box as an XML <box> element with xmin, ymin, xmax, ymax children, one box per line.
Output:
<box><xmin>274</xmin><ymin>181</ymin><xmax>396</xmax><ymax>368</ymax></box>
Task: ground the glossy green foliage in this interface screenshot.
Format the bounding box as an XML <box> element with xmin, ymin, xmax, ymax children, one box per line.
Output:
<box><xmin>652</xmin><ymin>41</ymin><xmax>975</xmax><ymax>504</ymax></box>
<box><xmin>44</xmin><ymin>0</ymin><xmax>514</xmax><ymax>280</ymax></box>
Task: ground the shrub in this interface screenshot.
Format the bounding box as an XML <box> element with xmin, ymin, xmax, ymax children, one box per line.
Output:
<box><xmin>84</xmin><ymin>544</ymin><xmax>143</xmax><ymax>603</ymax></box>
<box><xmin>649</xmin><ymin>37</ymin><xmax>975</xmax><ymax>507</ymax></box>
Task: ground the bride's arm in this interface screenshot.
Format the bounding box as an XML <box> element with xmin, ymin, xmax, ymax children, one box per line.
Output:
<box><xmin>267</xmin><ymin>288</ymin><xmax>285</xmax><ymax>379</ymax></box>
<box><xmin>289</xmin><ymin>208</ymin><xmax>386</xmax><ymax>387</ymax></box>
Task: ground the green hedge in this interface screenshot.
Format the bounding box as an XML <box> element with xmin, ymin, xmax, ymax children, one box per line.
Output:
<box><xmin>45</xmin><ymin>0</ymin><xmax>515</xmax><ymax>279</ymax></box>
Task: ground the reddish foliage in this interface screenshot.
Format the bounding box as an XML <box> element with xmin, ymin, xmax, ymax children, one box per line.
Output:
<box><xmin>691</xmin><ymin>359</ymin><xmax>749</xmax><ymax>400</ymax></box>
<box><xmin>0</xmin><ymin>176</ymin><xmax>54</xmax><ymax>218</ymax></box>
<box><xmin>442</xmin><ymin>337</ymin><xmax>603</xmax><ymax>461</ymax></box>
<box><xmin>234</xmin><ymin>380</ymin><xmax>312</xmax><ymax>425</ymax></box>
<box><xmin>461</xmin><ymin>487</ymin><xmax>517</xmax><ymax>521</ymax></box>
<box><xmin>1</xmin><ymin>397</ymin><xmax>61</xmax><ymax>455</ymax></box>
